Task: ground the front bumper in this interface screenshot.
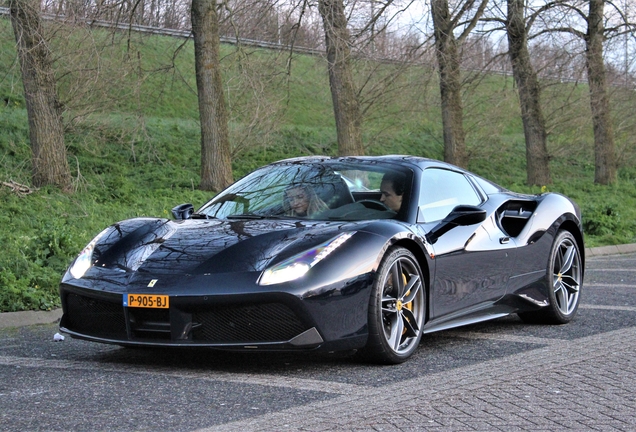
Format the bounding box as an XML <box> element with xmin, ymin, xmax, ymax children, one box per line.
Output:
<box><xmin>58</xmin><ymin>270</ymin><xmax>373</xmax><ymax>351</ymax></box>
<box><xmin>60</xmin><ymin>287</ymin><xmax>322</xmax><ymax>349</ymax></box>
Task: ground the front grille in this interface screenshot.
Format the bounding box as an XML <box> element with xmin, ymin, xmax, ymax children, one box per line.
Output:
<box><xmin>193</xmin><ymin>303</ymin><xmax>308</xmax><ymax>343</ymax></box>
<box><xmin>129</xmin><ymin>308</ymin><xmax>171</xmax><ymax>340</ymax></box>
<box><xmin>64</xmin><ymin>293</ymin><xmax>309</xmax><ymax>345</ymax></box>
<box><xmin>65</xmin><ymin>293</ymin><xmax>127</xmax><ymax>339</ymax></box>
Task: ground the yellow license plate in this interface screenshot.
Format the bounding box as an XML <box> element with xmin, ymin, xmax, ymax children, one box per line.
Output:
<box><xmin>125</xmin><ymin>294</ymin><xmax>169</xmax><ymax>309</ymax></box>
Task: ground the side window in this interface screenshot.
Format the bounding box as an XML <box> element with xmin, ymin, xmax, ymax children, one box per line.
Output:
<box><xmin>418</xmin><ymin>169</ymin><xmax>482</xmax><ymax>223</ymax></box>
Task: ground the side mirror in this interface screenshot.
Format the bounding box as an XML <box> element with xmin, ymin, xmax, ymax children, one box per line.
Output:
<box><xmin>426</xmin><ymin>205</ymin><xmax>487</xmax><ymax>244</ymax></box>
<box><xmin>172</xmin><ymin>203</ymin><xmax>194</xmax><ymax>220</ymax></box>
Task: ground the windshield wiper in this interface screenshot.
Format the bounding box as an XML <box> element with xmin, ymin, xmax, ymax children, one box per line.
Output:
<box><xmin>190</xmin><ymin>213</ymin><xmax>215</xmax><ymax>219</ymax></box>
<box><xmin>227</xmin><ymin>213</ymin><xmax>267</xmax><ymax>219</ymax></box>
<box><xmin>226</xmin><ymin>213</ymin><xmax>287</xmax><ymax>220</ymax></box>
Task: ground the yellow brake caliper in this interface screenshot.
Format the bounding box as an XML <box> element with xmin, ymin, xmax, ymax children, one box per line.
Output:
<box><xmin>402</xmin><ymin>273</ymin><xmax>412</xmax><ymax>334</ymax></box>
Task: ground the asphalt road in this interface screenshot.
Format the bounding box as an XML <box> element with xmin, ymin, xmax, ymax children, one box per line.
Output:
<box><xmin>1</xmin><ymin>252</ymin><xmax>635</xmax><ymax>431</ymax></box>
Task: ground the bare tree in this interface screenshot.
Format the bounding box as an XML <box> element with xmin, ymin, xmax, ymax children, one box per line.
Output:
<box><xmin>430</xmin><ymin>0</ymin><xmax>488</xmax><ymax>168</ymax></box>
<box><xmin>505</xmin><ymin>0</ymin><xmax>551</xmax><ymax>185</ymax></box>
<box><xmin>538</xmin><ymin>0</ymin><xmax>630</xmax><ymax>185</ymax></box>
<box><xmin>41</xmin><ymin>0</ymin><xmax>192</xmax><ymax>30</ymax></box>
<box><xmin>525</xmin><ymin>0</ymin><xmax>636</xmax><ymax>184</ymax></box>
<box><xmin>9</xmin><ymin>0</ymin><xmax>72</xmax><ymax>191</ymax></box>
<box><xmin>318</xmin><ymin>0</ymin><xmax>364</xmax><ymax>156</ymax></box>
<box><xmin>277</xmin><ymin>1</ymin><xmax>324</xmax><ymax>49</ymax></box>
<box><xmin>585</xmin><ymin>0</ymin><xmax>616</xmax><ymax>184</ymax></box>
<box><xmin>191</xmin><ymin>0</ymin><xmax>233</xmax><ymax>191</ymax></box>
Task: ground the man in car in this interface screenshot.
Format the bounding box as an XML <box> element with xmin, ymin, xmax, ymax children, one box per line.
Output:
<box><xmin>380</xmin><ymin>172</ymin><xmax>405</xmax><ymax>212</ymax></box>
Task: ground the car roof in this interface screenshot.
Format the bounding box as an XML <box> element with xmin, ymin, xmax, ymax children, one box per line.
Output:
<box><xmin>273</xmin><ymin>155</ymin><xmax>456</xmax><ymax>171</ymax></box>
<box><xmin>272</xmin><ymin>155</ymin><xmax>508</xmax><ymax>196</ymax></box>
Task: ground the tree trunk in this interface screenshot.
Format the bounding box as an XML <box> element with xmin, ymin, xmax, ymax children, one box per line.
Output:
<box><xmin>191</xmin><ymin>0</ymin><xmax>233</xmax><ymax>192</ymax></box>
<box><xmin>431</xmin><ymin>0</ymin><xmax>467</xmax><ymax>168</ymax></box>
<box><xmin>317</xmin><ymin>0</ymin><xmax>364</xmax><ymax>156</ymax></box>
<box><xmin>586</xmin><ymin>0</ymin><xmax>616</xmax><ymax>185</ymax></box>
<box><xmin>506</xmin><ymin>0</ymin><xmax>551</xmax><ymax>186</ymax></box>
<box><xmin>10</xmin><ymin>0</ymin><xmax>71</xmax><ymax>192</ymax></box>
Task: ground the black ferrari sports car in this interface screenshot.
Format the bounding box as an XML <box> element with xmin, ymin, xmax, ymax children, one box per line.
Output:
<box><xmin>59</xmin><ymin>156</ymin><xmax>584</xmax><ymax>364</ymax></box>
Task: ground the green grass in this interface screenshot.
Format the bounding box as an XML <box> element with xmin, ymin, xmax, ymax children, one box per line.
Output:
<box><xmin>0</xmin><ymin>19</ymin><xmax>635</xmax><ymax>312</ymax></box>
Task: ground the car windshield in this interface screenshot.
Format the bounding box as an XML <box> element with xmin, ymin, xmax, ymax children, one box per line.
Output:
<box><xmin>197</xmin><ymin>161</ymin><xmax>412</xmax><ymax>221</ymax></box>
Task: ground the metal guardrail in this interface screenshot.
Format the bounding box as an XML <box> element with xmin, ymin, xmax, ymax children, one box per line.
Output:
<box><xmin>3</xmin><ymin>6</ymin><xmax>632</xmax><ymax>87</ymax></box>
<box><xmin>0</xmin><ymin>6</ymin><xmax>323</xmax><ymax>55</ymax></box>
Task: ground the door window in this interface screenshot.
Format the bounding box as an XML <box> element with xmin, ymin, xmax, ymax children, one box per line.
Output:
<box><xmin>418</xmin><ymin>169</ymin><xmax>482</xmax><ymax>223</ymax></box>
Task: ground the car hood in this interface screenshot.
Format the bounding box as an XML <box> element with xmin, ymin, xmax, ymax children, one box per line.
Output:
<box><xmin>91</xmin><ymin>217</ymin><xmax>364</xmax><ymax>275</ymax></box>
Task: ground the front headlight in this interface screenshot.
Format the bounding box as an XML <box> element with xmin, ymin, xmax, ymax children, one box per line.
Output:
<box><xmin>69</xmin><ymin>228</ymin><xmax>110</xmax><ymax>279</ymax></box>
<box><xmin>258</xmin><ymin>232</ymin><xmax>355</xmax><ymax>286</ymax></box>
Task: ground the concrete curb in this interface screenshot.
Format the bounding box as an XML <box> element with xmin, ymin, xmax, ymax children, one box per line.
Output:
<box><xmin>2</xmin><ymin>243</ymin><xmax>635</xmax><ymax>330</ymax></box>
<box><xmin>0</xmin><ymin>308</ymin><xmax>63</xmax><ymax>329</ymax></box>
<box><xmin>585</xmin><ymin>243</ymin><xmax>636</xmax><ymax>257</ymax></box>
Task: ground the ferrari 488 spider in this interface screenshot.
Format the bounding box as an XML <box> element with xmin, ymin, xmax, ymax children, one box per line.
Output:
<box><xmin>59</xmin><ymin>156</ymin><xmax>584</xmax><ymax>364</ymax></box>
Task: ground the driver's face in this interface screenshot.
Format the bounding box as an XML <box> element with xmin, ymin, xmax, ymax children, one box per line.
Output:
<box><xmin>380</xmin><ymin>180</ymin><xmax>402</xmax><ymax>212</ymax></box>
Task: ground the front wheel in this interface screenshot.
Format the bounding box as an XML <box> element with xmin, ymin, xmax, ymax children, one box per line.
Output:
<box><xmin>519</xmin><ymin>230</ymin><xmax>583</xmax><ymax>324</ymax></box>
<box><xmin>358</xmin><ymin>247</ymin><xmax>426</xmax><ymax>364</ymax></box>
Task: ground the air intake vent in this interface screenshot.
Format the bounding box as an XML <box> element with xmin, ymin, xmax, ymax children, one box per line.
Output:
<box><xmin>65</xmin><ymin>293</ymin><xmax>127</xmax><ymax>339</ymax></box>
<box><xmin>193</xmin><ymin>303</ymin><xmax>308</xmax><ymax>343</ymax></box>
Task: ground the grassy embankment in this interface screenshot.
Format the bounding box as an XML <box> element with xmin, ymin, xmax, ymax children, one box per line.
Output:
<box><xmin>0</xmin><ymin>21</ymin><xmax>634</xmax><ymax>311</ymax></box>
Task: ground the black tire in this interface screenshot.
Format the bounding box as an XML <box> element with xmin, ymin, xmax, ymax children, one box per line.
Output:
<box><xmin>518</xmin><ymin>230</ymin><xmax>582</xmax><ymax>324</ymax></box>
<box><xmin>358</xmin><ymin>247</ymin><xmax>426</xmax><ymax>364</ymax></box>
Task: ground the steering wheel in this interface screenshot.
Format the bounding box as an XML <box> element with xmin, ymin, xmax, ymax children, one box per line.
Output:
<box><xmin>357</xmin><ymin>199</ymin><xmax>390</xmax><ymax>211</ymax></box>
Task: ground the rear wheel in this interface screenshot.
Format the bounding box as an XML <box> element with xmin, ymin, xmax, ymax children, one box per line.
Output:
<box><xmin>358</xmin><ymin>247</ymin><xmax>425</xmax><ymax>364</ymax></box>
<box><xmin>519</xmin><ymin>230</ymin><xmax>582</xmax><ymax>324</ymax></box>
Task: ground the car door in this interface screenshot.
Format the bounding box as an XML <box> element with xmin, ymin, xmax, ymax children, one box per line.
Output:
<box><xmin>417</xmin><ymin>168</ymin><xmax>516</xmax><ymax>320</ymax></box>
